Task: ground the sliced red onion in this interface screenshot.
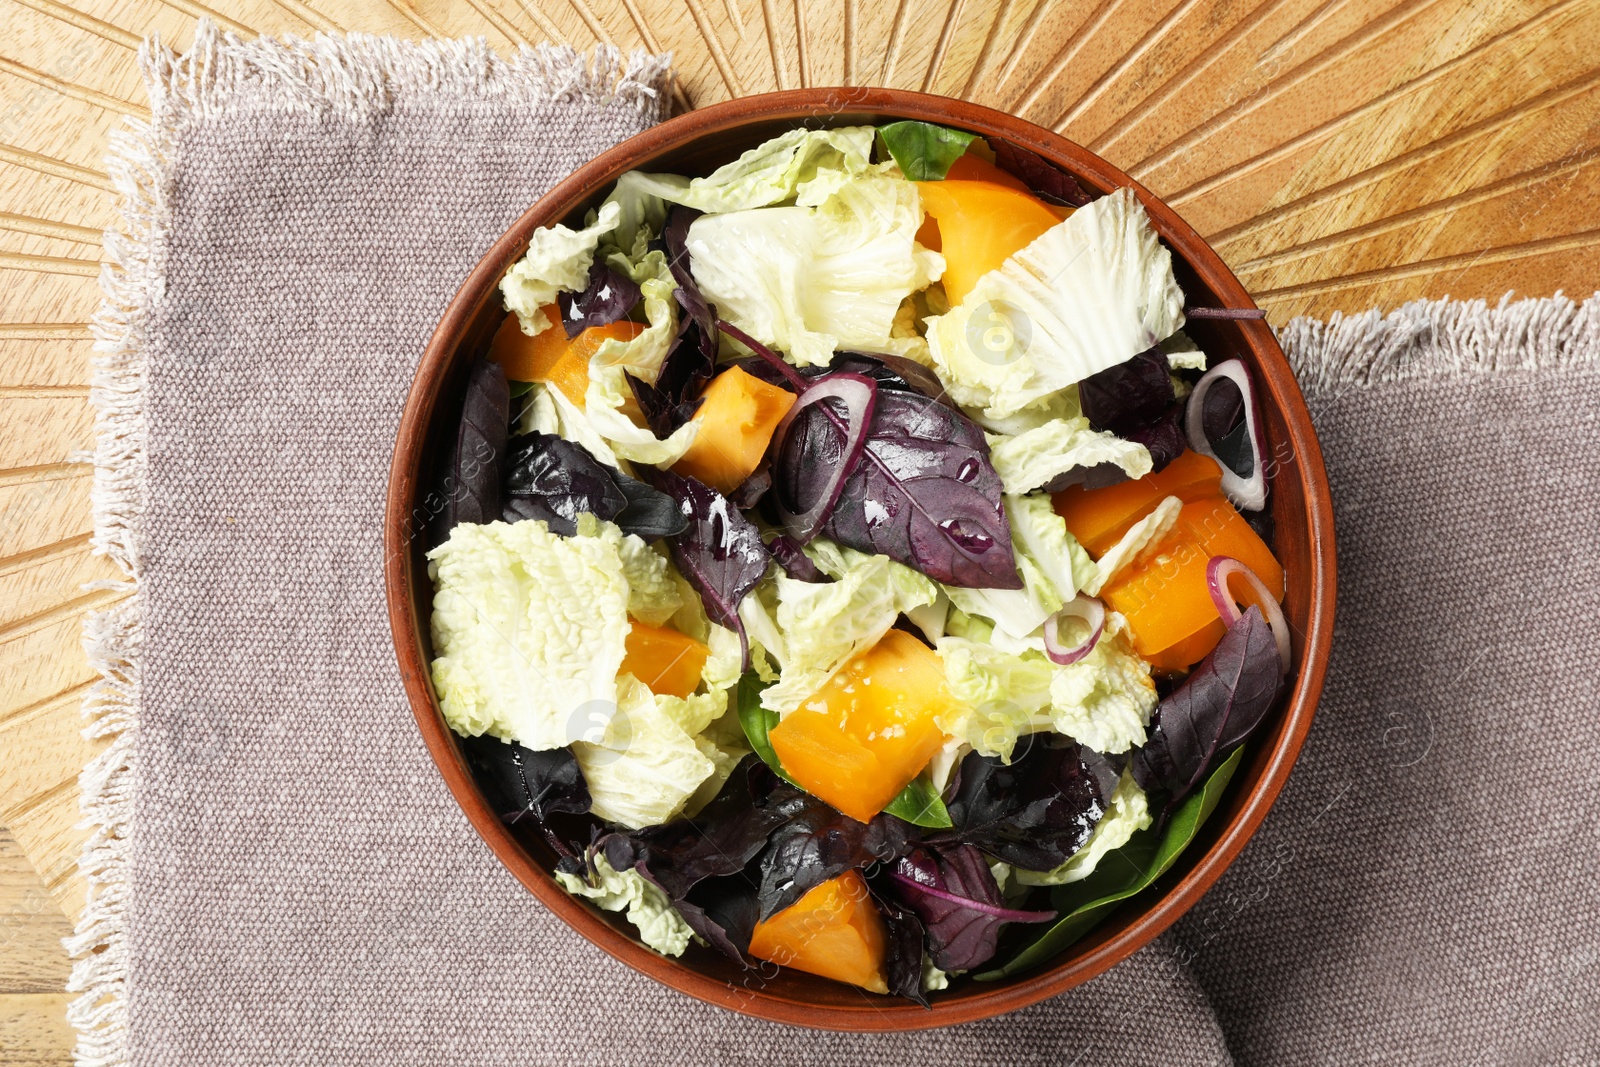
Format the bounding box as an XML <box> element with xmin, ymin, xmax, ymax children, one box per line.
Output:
<box><xmin>1185</xmin><ymin>306</ymin><xmax>1268</xmax><ymax>320</ymax></box>
<box><xmin>1185</xmin><ymin>358</ymin><xmax>1268</xmax><ymax>511</ymax></box>
<box><xmin>1043</xmin><ymin>596</ymin><xmax>1105</xmax><ymax>665</ymax></box>
<box><xmin>772</xmin><ymin>372</ymin><xmax>878</xmax><ymax>542</ymax></box>
<box><xmin>1206</xmin><ymin>555</ymin><xmax>1291</xmax><ymax>674</ymax></box>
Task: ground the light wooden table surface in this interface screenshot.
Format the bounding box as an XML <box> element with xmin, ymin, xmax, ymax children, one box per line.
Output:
<box><xmin>1</xmin><ymin>0</ymin><xmax>1596</xmax><ymax>1059</ymax></box>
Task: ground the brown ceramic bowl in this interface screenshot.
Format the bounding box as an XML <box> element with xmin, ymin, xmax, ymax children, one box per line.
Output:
<box><xmin>385</xmin><ymin>87</ymin><xmax>1336</xmax><ymax>1030</ymax></box>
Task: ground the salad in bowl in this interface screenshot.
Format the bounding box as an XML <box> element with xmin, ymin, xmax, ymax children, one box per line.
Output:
<box><xmin>419</xmin><ymin>117</ymin><xmax>1294</xmax><ymax>1005</ymax></box>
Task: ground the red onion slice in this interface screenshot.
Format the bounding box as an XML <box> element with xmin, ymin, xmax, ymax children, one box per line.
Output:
<box><xmin>772</xmin><ymin>372</ymin><xmax>878</xmax><ymax>542</ymax></box>
<box><xmin>1185</xmin><ymin>358</ymin><xmax>1268</xmax><ymax>511</ymax></box>
<box><xmin>1043</xmin><ymin>596</ymin><xmax>1105</xmax><ymax>665</ymax></box>
<box><xmin>1206</xmin><ymin>556</ymin><xmax>1291</xmax><ymax>674</ymax></box>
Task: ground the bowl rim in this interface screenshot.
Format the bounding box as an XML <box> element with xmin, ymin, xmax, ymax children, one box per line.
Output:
<box><xmin>384</xmin><ymin>86</ymin><xmax>1337</xmax><ymax>1031</ymax></box>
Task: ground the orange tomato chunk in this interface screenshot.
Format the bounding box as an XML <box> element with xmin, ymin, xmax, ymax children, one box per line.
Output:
<box><xmin>943</xmin><ymin>152</ymin><xmax>1030</xmax><ymax>190</ymax></box>
<box><xmin>621</xmin><ymin>620</ymin><xmax>709</xmax><ymax>699</ymax></box>
<box><xmin>748</xmin><ymin>870</ymin><xmax>889</xmax><ymax>993</ymax></box>
<box><xmin>488</xmin><ymin>308</ymin><xmax>644</xmax><ymax>410</ymax></box>
<box><xmin>1053</xmin><ymin>450</ymin><xmax>1225</xmax><ymax>557</ymax></box>
<box><xmin>1181</xmin><ymin>496</ymin><xmax>1284</xmax><ymax>595</ymax></box>
<box><xmin>913</xmin><ymin>180</ymin><xmax>1062</xmax><ymax>305</ymax></box>
<box><xmin>768</xmin><ymin>630</ymin><xmax>957</xmax><ymax>824</ymax></box>
<box><xmin>1143</xmin><ymin>621</ymin><xmax>1228</xmax><ymax>675</ymax></box>
<box><xmin>671</xmin><ymin>366</ymin><xmax>797</xmax><ymax>495</ymax></box>
<box><xmin>943</xmin><ymin>154</ymin><xmax>1074</xmax><ymax>219</ymax></box>
<box><xmin>1102</xmin><ymin>496</ymin><xmax>1284</xmax><ymax>670</ymax></box>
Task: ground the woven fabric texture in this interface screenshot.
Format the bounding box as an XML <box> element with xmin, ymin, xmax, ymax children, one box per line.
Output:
<box><xmin>82</xmin><ymin>24</ymin><xmax>1600</xmax><ymax>1067</ymax></box>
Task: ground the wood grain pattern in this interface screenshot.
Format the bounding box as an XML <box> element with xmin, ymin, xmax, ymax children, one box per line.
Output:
<box><xmin>0</xmin><ymin>0</ymin><xmax>1593</xmax><ymax>1056</ymax></box>
<box><xmin>0</xmin><ymin>828</ymin><xmax>75</xmax><ymax>1064</ymax></box>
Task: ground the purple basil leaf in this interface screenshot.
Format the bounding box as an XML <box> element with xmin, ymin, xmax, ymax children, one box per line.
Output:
<box><xmin>1051</xmin><ymin>348</ymin><xmax>1182</xmax><ymax>487</ymax></box>
<box><xmin>729</xmin><ymin>355</ymin><xmax>806</xmax><ymax>391</ymax></box>
<box><xmin>830</xmin><ymin>351</ymin><xmax>958</xmax><ymax>409</ymax></box>
<box><xmin>1079</xmin><ymin>346</ymin><xmax>1175</xmax><ymax>435</ymax></box>
<box><xmin>1131</xmin><ymin>607</ymin><xmax>1283</xmax><ymax>805</ymax></box>
<box><xmin>1200</xmin><ymin>372</ymin><xmax>1246</xmax><ymax>442</ymax></box>
<box><xmin>719</xmin><ymin>320</ymin><xmax>810</xmax><ymax>392</ymax></box>
<box><xmin>940</xmin><ymin>736</ymin><xmax>1121</xmax><ymax>871</ymax></box>
<box><xmin>755</xmin><ymin>790</ymin><xmax>918</xmax><ymax>919</ymax></box>
<box><xmin>889</xmin><ymin>844</ymin><xmax>1055</xmax><ymax>973</ymax></box>
<box><xmin>821</xmin><ymin>389</ymin><xmax>1021</xmax><ymax>589</ymax></box>
<box><xmin>771</xmin><ymin>390</ymin><xmax>861</xmax><ymax>531</ymax></box>
<box><xmin>606</xmin><ymin>757</ymin><xmax>792</xmax><ymax>901</ymax></box>
<box><xmin>1211</xmin><ymin>418</ymin><xmax>1255</xmax><ymax>479</ymax></box>
<box><xmin>869</xmin><ymin>886</ymin><xmax>932</xmax><ymax>1006</ymax></box>
<box><xmin>612</xmin><ymin>470</ymin><xmax>689</xmax><ymax>541</ymax></box>
<box><xmin>447</xmin><ymin>360</ymin><xmax>510</xmax><ymax>530</ymax></box>
<box><xmin>679</xmin><ymin>870</ymin><xmax>763</xmax><ymax>960</ymax></box>
<box><xmin>1125</xmin><ymin>403</ymin><xmax>1189</xmax><ymax>473</ymax></box>
<box><xmin>460</xmin><ymin>733</ymin><xmax>590</xmax><ymax>863</ymax></box>
<box><xmin>992</xmin><ymin>140</ymin><xmax>1093</xmax><ymax>208</ymax></box>
<box><xmin>601</xmin><ymin>848</ymin><xmax>756</xmax><ymax>962</ymax></box>
<box><xmin>768</xmin><ymin>534</ymin><xmax>830</xmax><ymax>582</ymax></box>
<box><xmin>503</xmin><ymin>432</ymin><xmax>684</xmax><ymax>541</ymax></box>
<box><xmin>729</xmin><ymin>465</ymin><xmax>773</xmax><ymax>510</ymax></box>
<box><xmin>502</xmin><ymin>432</ymin><xmax>628</xmax><ymax>535</ymax></box>
<box><xmin>1245</xmin><ymin>505</ymin><xmax>1274</xmax><ymax>545</ymax></box>
<box><xmin>501</xmin><ymin>496</ymin><xmax>557</xmax><ymax>524</ymax></box>
<box><xmin>593</xmin><ymin>757</ymin><xmax>793</xmax><ymax>963</ymax></box>
<box><xmin>559</xmin><ymin>259</ymin><xmax>641</xmax><ymax>338</ymax></box>
<box><xmin>627</xmin><ymin>324</ymin><xmax>715</xmax><ymax>438</ymax></box>
<box><xmin>1191</xmin><ymin>373</ymin><xmax>1254</xmax><ymax>477</ymax></box>
<box><xmin>651</xmin><ymin>469</ymin><xmax>772</xmax><ymax>638</ymax></box>
<box><xmin>458</xmin><ymin>733</ymin><xmax>590</xmax><ymax>823</ymax></box>
<box><xmin>663</xmin><ymin>206</ymin><xmax>720</xmax><ymax>362</ymax></box>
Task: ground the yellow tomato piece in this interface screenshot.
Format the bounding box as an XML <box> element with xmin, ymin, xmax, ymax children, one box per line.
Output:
<box><xmin>621</xmin><ymin>620</ymin><xmax>709</xmax><ymax>699</ymax></box>
<box><xmin>768</xmin><ymin>630</ymin><xmax>958</xmax><ymax>825</ymax></box>
<box><xmin>944</xmin><ymin>152</ymin><xmax>1030</xmax><ymax>190</ymax></box>
<box><xmin>913</xmin><ymin>180</ymin><xmax>1063</xmax><ymax>305</ymax></box>
<box><xmin>1053</xmin><ymin>450</ymin><xmax>1226</xmax><ymax>557</ymax></box>
<box><xmin>1102</xmin><ymin>496</ymin><xmax>1284</xmax><ymax>671</ymax></box>
<box><xmin>748</xmin><ymin>870</ymin><xmax>889</xmax><ymax>994</ymax></box>
<box><xmin>944</xmin><ymin>154</ymin><xmax>1077</xmax><ymax>219</ymax></box>
<box><xmin>671</xmin><ymin>366</ymin><xmax>798</xmax><ymax>495</ymax></box>
<box><xmin>488</xmin><ymin>307</ymin><xmax>645</xmax><ymax>411</ymax></box>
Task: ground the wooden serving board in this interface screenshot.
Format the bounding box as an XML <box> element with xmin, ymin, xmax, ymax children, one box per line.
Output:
<box><xmin>1</xmin><ymin>0</ymin><xmax>1596</xmax><ymax>1058</ymax></box>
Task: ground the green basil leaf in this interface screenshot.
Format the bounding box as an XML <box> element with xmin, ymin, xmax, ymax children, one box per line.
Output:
<box><xmin>507</xmin><ymin>379</ymin><xmax>535</xmax><ymax>397</ymax></box>
<box><xmin>882</xmin><ymin>775</ymin><xmax>954</xmax><ymax>829</ymax></box>
<box><xmin>735</xmin><ymin>672</ymin><xmax>797</xmax><ymax>786</ymax></box>
<box><xmin>877</xmin><ymin>120</ymin><xmax>978</xmax><ymax>181</ymax></box>
<box><xmin>973</xmin><ymin>747</ymin><xmax>1245</xmax><ymax>980</ymax></box>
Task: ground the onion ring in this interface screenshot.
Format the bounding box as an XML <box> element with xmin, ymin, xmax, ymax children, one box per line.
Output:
<box><xmin>1185</xmin><ymin>358</ymin><xmax>1268</xmax><ymax>511</ymax></box>
<box><xmin>1206</xmin><ymin>555</ymin><xmax>1291</xmax><ymax>673</ymax></box>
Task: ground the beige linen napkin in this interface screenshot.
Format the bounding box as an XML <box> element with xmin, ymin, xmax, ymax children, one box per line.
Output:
<box><xmin>76</xmin><ymin>25</ymin><xmax>1231</xmax><ymax>1067</ymax></box>
<box><xmin>76</xmin><ymin>23</ymin><xmax>1600</xmax><ymax>1066</ymax></box>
